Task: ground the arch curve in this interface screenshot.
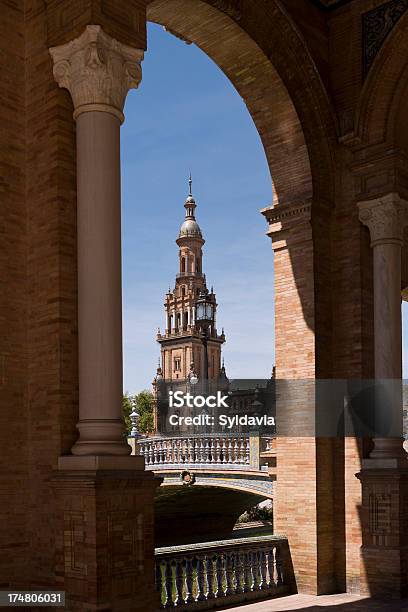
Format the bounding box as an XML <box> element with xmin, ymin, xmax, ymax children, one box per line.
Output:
<box><xmin>146</xmin><ymin>0</ymin><xmax>335</xmax><ymax>206</ymax></box>
<box><xmin>355</xmin><ymin>10</ymin><xmax>408</xmax><ymax>147</ymax></box>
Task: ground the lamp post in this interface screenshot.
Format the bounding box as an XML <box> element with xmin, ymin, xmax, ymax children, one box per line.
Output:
<box><xmin>195</xmin><ymin>289</ymin><xmax>214</xmax><ymax>391</ymax></box>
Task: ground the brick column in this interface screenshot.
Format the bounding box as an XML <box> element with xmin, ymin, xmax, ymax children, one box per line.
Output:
<box><xmin>262</xmin><ymin>201</ymin><xmax>335</xmax><ymax>594</ymax></box>
<box><xmin>48</xmin><ymin>25</ymin><xmax>161</xmax><ymax>610</ymax></box>
<box><xmin>50</xmin><ymin>25</ymin><xmax>143</xmax><ymax>456</ymax></box>
<box><xmin>357</xmin><ymin>192</ymin><xmax>408</xmax><ymax>597</ymax></box>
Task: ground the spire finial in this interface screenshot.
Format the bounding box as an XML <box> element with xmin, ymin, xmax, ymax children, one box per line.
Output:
<box><xmin>188</xmin><ymin>173</ymin><xmax>192</xmax><ymax>197</ymax></box>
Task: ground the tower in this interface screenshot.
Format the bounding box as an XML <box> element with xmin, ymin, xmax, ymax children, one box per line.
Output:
<box><xmin>156</xmin><ymin>177</ymin><xmax>226</xmax><ymax>382</ymax></box>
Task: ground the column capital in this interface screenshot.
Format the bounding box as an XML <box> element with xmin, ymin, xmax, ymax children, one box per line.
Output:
<box><xmin>49</xmin><ymin>25</ymin><xmax>143</xmax><ymax>123</ymax></box>
<box><xmin>358</xmin><ymin>192</ymin><xmax>408</xmax><ymax>246</ymax></box>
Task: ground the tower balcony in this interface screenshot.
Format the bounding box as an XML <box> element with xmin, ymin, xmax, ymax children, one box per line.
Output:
<box><xmin>176</xmin><ymin>272</ymin><xmax>204</xmax><ymax>279</ymax></box>
<box><xmin>157</xmin><ymin>327</ymin><xmax>225</xmax><ymax>342</ymax></box>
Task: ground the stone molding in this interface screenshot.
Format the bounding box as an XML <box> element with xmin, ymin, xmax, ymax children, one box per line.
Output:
<box><xmin>49</xmin><ymin>25</ymin><xmax>143</xmax><ymax>122</ymax></box>
<box><xmin>358</xmin><ymin>192</ymin><xmax>408</xmax><ymax>246</ymax></box>
<box><xmin>261</xmin><ymin>201</ymin><xmax>312</xmax><ymax>251</ymax></box>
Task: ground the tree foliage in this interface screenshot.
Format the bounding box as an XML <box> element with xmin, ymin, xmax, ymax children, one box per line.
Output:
<box><xmin>123</xmin><ymin>390</ymin><xmax>154</xmax><ymax>435</ymax></box>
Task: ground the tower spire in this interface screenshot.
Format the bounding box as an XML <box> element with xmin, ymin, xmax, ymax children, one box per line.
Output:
<box><xmin>188</xmin><ymin>173</ymin><xmax>192</xmax><ymax>197</ymax></box>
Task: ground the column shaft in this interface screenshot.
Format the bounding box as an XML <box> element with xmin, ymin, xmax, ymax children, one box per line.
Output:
<box><xmin>373</xmin><ymin>243</ymin><xmax>402</xmax><ymax>379</ymax></box>
<box><xmin>73</xmin><ymin>111</ymin><xmax>127</xmax><ymax>454</ymax></box>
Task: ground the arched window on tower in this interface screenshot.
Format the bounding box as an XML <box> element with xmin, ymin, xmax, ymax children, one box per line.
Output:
<box><xmin>183</xmin><ymin>311</ymin><xmax>188</xmax><ymax>329</ymax></box>
<box><xmin>181</xmin><ymin>256</ymin><xmax>186</xmax><ymax>273</ymax></box>
<box><xmin>181</xmin><ymin>286</ymin><xmax>186</xmax><ymax>297</ymax></box>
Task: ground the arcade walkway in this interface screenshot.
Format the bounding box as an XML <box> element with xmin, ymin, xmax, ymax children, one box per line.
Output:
<box><xmin>223</xmin><ymin>593</ymin><xmax>408</xmax><ymax>611</ymax></box>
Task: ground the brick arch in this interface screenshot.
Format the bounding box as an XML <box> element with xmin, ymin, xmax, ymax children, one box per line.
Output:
<box><xmin>355</xmin><ymin>11</ymin><xmax>408</xmax><ymax>147</ymax></box>
<box><xmin>146</xmin><ymin>0</ymin><xmax>335</xmax><ymax>207</ymax></box>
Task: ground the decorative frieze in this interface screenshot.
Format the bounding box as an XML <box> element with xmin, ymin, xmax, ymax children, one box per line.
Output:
<box><xmin>362</xmin><ymin>0</ymin><xmax>408</xmax><ymax>78</ymax></box>
<box><xmin>49</xmin><ymin>25</ymin><xmax>143</xmax><ymax>121</ymax></box>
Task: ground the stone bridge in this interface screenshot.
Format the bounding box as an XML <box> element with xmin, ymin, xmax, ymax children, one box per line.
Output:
<box><xmin>131</xmin><ymin>434</ymin><xmax>276</xmax><ymax>546</ymax></box>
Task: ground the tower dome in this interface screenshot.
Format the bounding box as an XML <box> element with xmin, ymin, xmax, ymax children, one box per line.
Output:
<box><xmin>177</xmin><ymin>175</ymin><xmax>203</xmax><ymax>241</ymax></box>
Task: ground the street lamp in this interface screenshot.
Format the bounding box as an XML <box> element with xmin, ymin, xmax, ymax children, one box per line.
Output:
<box><xmin>195</xmin><ymin>289</ymin><xmax>214</xmax><ymax>385</ymax></box>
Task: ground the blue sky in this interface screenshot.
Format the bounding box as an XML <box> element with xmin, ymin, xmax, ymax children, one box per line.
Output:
<box><xmin>121</xmin><ymin>23</ymin><xmax>274</xmax><ymax>392</ymax></box>
<box><xmin>121</xmin><ymin>23</ymin><xmax>408</xmax><ymax>393</ymax></box>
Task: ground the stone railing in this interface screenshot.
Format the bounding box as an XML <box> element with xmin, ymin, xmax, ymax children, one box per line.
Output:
<box><xmin>138</xmin><ymin>434</ymin><xmax>271</xmax><ymax>471</ymax></box>
<box><xmin>154</xmin><ymin>535</ymin><xmax>293</xmax><ymax>610</ymax></box>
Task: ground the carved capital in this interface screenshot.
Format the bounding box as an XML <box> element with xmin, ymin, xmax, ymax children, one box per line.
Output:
<box><xmin>358</xmin><ymin>193</ymin><xmax>408</xmax><ymax>246</ymax></box>
<box><xmin>49</xmin><ymin>25</ymin><xmax>143</xmax><ymax>122</ymax></box>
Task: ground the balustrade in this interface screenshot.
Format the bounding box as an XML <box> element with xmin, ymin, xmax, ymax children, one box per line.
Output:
<box><xmin>138</xmin><ymin>434</ymin><xmax>260</xmax><ymax>469</ymax></box>
<box><xmin>154</xmin><ymin>535</ymin><xmax>292</xmax><ymax>610</ymax></box>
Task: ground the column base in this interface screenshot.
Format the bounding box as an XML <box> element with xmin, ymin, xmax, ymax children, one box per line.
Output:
<box><xmin>71</xmin><ymin>419</ymin><xmax>132</xmax><ymax>456</ymax></box>
<box><xmin>52</xmin><ymin>457</ymin><xmax>161</xmax><ymax>611</ymax></box>
<box><xmin>356</xmin><ymin>465</ymin><xmax>408</xmax><ymax>598</ymax></box>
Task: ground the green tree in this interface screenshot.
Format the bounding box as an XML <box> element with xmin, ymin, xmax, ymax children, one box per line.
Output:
<box><xmin>135</xmin><ymin>390</ymin><xmax>154</xmax><ymax>434</ymax></box>
<box><xmin>122</xmin><ymin>390</ymin><xmax>154</xmax><ymax>435</ymax></box>
<box><xmin>123</xmin><ymin>392</ymin><xmax>134</xmax><ymax>433</ymax></box>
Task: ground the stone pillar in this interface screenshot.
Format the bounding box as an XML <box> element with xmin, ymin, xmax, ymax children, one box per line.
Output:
<box><xmin>49</xmin><ymin>26</ymin><xmax>161</xmax><ymax>611</ymax></box>
<box><xmin>358</xmin><ymin>193</ymin><xmax>408</xmax><ymax>459</ymax></box>
<box><xmin>50</xmin><ymin>25</ymin><xmax>144</xmax><ymax>456</ymax></box>
<box><xmin>357</xmin><ymin>192</ymin><xmax>408</xmax><ymax>597</ymax></box>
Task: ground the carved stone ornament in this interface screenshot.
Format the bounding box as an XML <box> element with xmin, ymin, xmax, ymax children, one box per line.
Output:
<box><xmin>49</xmin><ymin>25</ymin><xmax>144</xmax><ymax>122</ymax></box>
<box><xmin>358</xmin><ymin>193</ymin><xmax>408</xmax><ymax>245</ymax></box>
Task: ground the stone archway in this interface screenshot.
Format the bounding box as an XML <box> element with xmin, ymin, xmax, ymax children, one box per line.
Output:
<box><xmin>144</xmin><ymin>0</ymin><xmax>340</xmax><ymax>596</ymax></box>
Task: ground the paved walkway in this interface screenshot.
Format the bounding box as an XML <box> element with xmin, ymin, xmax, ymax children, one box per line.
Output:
<box><xmin>222</xmin><ymin>593</ymin><xmax>408</xmax><ymax>611</ymax></box>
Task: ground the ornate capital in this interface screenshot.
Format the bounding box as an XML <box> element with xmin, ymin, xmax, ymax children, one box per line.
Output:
<box><xmin>49</xmin><ymin>25</ymin><xmax>143</xmax><ymax>122</ymax></box>
<box><xmin>358</xmin><ymin>193</ymin><xmax>408</xmax><ymax>246</ymax></box>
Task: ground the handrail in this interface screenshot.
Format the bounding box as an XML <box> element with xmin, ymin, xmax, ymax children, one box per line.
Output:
<box><xmin>154</xmin><ymin>535</ymin><xmax>293</xmax><ymax>609</ymax></box>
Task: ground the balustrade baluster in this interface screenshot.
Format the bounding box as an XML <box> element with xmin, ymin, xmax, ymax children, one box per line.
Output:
<box><xmin>148</xmin><ymin>442</ymin><xmax>153</xmax><ymax>466</ymax></box>
<box><xmin>221</xmin><ymin>438</ymin><xmax>227</xmax><ymax>464</ymax></box>
<box><xmin>275</xmin><ymin>545</ymin><xmax>284</xmax><ymax>585</ymax></box>
<box><xmin>208</xmin><ymin>438</ymin><xmax>214</xmax><ymax>463</ymax></box>
<box><xmin>234</xmin><ymin>438</ymin><xmax>239</xmax><ymax>463</ymax></box>
<box><xmin>204</xmin><ymin>438</ymin><xmax>210</xmax><ymax>463</ymax></box>
<box><xmin>187</xmin><ymin>438</ymin><xmax>194</xmax><ymax>463</ymax></box>
<box><xmin>216</xmin><ymin>437</ymin><xmax>221</xmax><ymax>463</ymax></box>
<box><xmin>184</xmin><ymin>557</ymin><xmax>194</xmax><ymax>604</ymax></box>
<box><xmin>228</xmin><ymin>437</ymin><xmax>233</xmax><ymax>462</ymax></box>
<box><xmin>225</xmin><ymin>552</ymin><xmax>234</xmax><ymax>596</ymax></box>
<box><xmin>155</xmin><ymin>561</ymin><xmax>164</xmax><ymax>608</ymax></box>
<box><xmin>267</xmin><ymin>549</ymin><xmax>275</xmax><ymax>588</ymax></box>
<box><xmin>206</xmin><ymin>556</ymin><xmax>216</xmax><ymax>599</ymax></box>
<box><xmin>239</xmin><ymin>436</ymin><xmax>245</xmax><ymax>464</ymax></box>
<box><xmin>245</xmin><ymin>439</ymin><xmax>250</xmax><ymax>464</ymax></box>
<box><xmin>158</xmin><ymin>440</ymin><xmax>163</xmax><ymax>464</ymax></box>
<box><xmin>196</xmin><ymin>557</ymin><xmax>206</xmax><ymax>601</ymax></box>
<box><xmin>164</xmin><ymin>560</ymin><xmax>173</xmax><ymax>608</ymax></box>
<box><xmin>259</xmin><ymin>549</ymin><xmax>268</xmax><ymax>590</ymax></box>
<box><xmin>215</xmin><ymin>554</ymin><xmax>224</xmax><ymax>598</ymax></box>
<box><xmin>174</xmin><ymin>559</ymin><xmax>184</xmax><ymax>606</ymax></box>
<box><xmin>252</xmin><ymin>549</ymin><xmax>261</xmax><ymax>590</ymax></box>
<box><xmin>199</xmin><ymin>438</ymin><xmax>204</xmax><ymax>463</ymax></box>
<box><xmin>243</xmin><ymin>551</ymin><xmax>253</xmax><ymax>592</ymax></box>
<box><xmin>234</xmin><ymin>552</ymin><xmax>244</xmax><ymax>594</ymax></box>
